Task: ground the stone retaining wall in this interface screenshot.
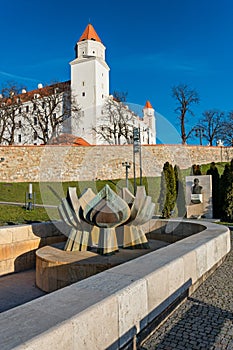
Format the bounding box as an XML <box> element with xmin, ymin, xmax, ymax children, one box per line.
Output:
<box><xmin>0</xmin><ymin>220</ymin><xmax>230</xmax><ymax>350</ymax></box>
<box><xmin>0</xmin><ymin>145</ymin><xmax>232</xmax><ymax>182</ymax></box>
<box><xmin>0</xmin><ymin>222</ymin><xmax>68</xmax><ymax>276</ymax></box>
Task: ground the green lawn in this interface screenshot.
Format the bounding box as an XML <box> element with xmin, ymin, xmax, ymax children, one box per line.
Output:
<box><xmin>0</xmin><ymin>177</ymin><xmax>161</xmax><ymax>226</ymax></box>
<box><xmin>0</xmin><ymin>205</ymin><xmax>59</xmax><ymax>226</ymax></box>
<box><xmin>0</xmin><ymin>161</ymin><xmax>229</xmax><ymax>226</ymax></box>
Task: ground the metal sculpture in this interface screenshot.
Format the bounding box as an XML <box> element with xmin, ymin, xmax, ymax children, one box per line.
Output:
<box><xmin>58</xmin><ymin>185</ymin><xmax>155</xmax><ymax>255</ymax></box>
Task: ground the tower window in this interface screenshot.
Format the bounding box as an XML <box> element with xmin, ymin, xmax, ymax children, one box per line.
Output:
<box><xmin>19</xmin><ymin>107</ymin><xmax>21</xmax><ymax>114</ymax></box>
<box><xmin>18</xmin><ymin>120</ymin><xmax>22</xmax><ymax>128</ymax></box>
<box><xmin>34</xmin><ymin>117</ymin><xmax>37</xmax><ymax>125</ymax></box>
<box><xmin>93</xmin><ymin>51</ymin><xmax>95</xmax><ymax>54</ymax></box>
<box><xmin>102</xmin><ymin>94</ymin><xmax>104</xmax><ymax>98</ymax></box>
<box><xmin>18</xmin><ymin>135</ymin><xmax>21</xmax><ymax>143</ymax></box>
<box><xmin>34</xmin><ymin>132</ymin><xmax>37</xmax><ymax>141</ymax></box>
<box><xmin>82</xmin><ymin>92</ymin><xmax>85</xmax><ymax>97</ymax></box>
<box><xmin>26</xmin><ymin>106</ymin><xmax>29</xmax><ymax>113</ymax></box>
<box><xmin>82</xmin><ymin>81</ymin><xmax>85</xmax><ymax>86</ymax></box>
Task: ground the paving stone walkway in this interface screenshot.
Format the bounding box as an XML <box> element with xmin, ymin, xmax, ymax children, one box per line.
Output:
<box><xmin>142</xmin><ymin>231</ymin><xmax>233</xmax><ymax>350</ymax></box>
<box><xmin>0</xmin><ymin>269</ymin><xmax>46</xmax><ymax>313</ymax></box>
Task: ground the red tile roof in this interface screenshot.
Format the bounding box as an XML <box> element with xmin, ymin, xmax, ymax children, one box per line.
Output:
<box><xmin>1</xmin><ymin>81</ymin><xmax>71</xmax><ymax>105</ymax></box>
<box><xmin>49</xmin><ymin>133</ymin><xmax>91</xmax><ymax>146</ymax></box>
<box><xmin>144</xmin><ymin>100</ymin><xmax>153</xmax><ymax>109</ymax></box>
<box><xmin>79</xmin><ymin>24</ymin><xmax>102</xmax><ymax>43</ymax></box>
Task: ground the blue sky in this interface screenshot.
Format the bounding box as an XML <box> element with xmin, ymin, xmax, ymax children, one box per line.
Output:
<box><xmin>0</xmin><ymin>0</ymin><xmax>232</xmax><ymax>144</ymax></box>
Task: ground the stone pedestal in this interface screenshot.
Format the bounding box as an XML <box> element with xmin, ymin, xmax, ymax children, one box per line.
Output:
<box><xmin>186</xmin><ymin>175</ymin><xmax>212</xmax><ymax>219</ymax></box>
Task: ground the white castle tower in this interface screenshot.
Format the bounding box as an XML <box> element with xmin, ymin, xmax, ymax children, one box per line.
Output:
<box><xmin>70</xmin><ymin>24</ymin><xmax>110</xmax><ymax>144</ymax></box>
<box><xmin>143</xmin><ymin>101</ymin><xmax>156</xmax><ymax>144</ymax></box>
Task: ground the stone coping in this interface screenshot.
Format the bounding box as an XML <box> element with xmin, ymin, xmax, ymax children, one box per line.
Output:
<box><xmin>0</xmin><ymin>220</ymin><xmax>230</xmax><ymax>350</ymax></box>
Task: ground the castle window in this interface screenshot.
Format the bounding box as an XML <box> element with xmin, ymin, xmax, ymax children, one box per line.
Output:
<box><xmin>82</xmin><ymin>92</ymin><xmax>85</xmax><ymax>97</ymax></box>
<box><xmin>93</xmin><ymin>51</ymin><xmax>95</xmax><ymax>54</ymax></box>
<box><xmin>33</xmin><ymin>103</ymin><xmax>37</xmax><ymax>111</ymax></box>
<box><xmin>42</xmin><ymin>102</ymin><xmax>45</xmax><ymax>109</ymax></box>
<box><xmin>19</xmin><ymin>107</ymin><xmax>21</xmax><ymax>114</ymax></box>
<box><xmin>26</xmin><ymin>106</ymin><xmax>29</xmax><ymax>113</ymax></box>
<box><xmin>53</xmin><ymin>113</ymin><xmax>56</xmax><ymax>119</ymax></box>
<box><xmin>102</xmin><ymin>94</ymin><xmax>104</xmax><ymax>99</ymax></box>
<box><xmin>34</xmin><ymin>132</ymin><xmax>37</xmax><ymax>141</ymax></box>
<box><xmin>18</xmin><ymin>135</ymin><xmax>21</xmax><ymax>143</ymax></box>
<box><xmin>18</xmin><ymin>120</ymin><xmax>22</xmax><ymax>128</ymax></box>
<box><xmin>34</xmin><ymin>117</ymin><xmax>37</xmax><ymax>125</ymax></box>
<box><xmin>82</xmin><ymin>81</ymin><xmax>85</xmax><ymax>86</ymax></box>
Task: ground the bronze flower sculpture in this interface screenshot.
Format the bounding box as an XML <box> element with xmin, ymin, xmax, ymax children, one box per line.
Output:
<box><xmin>58</xmin><ymin>185</ymin><xmax>155</xmax><ymax>255</ymax></box>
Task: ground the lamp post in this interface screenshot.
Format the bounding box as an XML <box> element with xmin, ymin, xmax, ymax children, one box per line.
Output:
<box><xmin>122</xmin><ymin>162</ymin><xmax>131</xmax><ymax>189</ymax></box>
<box><xmin>146</xmin><ymin>128</ymin><xmax>150</xmax><ymax>144</ymax></box>
<box><xmin>194</xmin><ymin>126</ymin><xmax>205</xmax><ymax>145</ymax></box>
<box><xmin>133</xmin><ymin>127</ymin><xmax>142</xmax><ymax>195</ymax></box>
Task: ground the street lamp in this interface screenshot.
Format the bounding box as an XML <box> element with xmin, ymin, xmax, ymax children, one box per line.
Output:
<box><xmin>133</xmin><ymin>127</ymin><xmax>142</xmax><ymax>195</ymax></box>
<box><xmin>146</xmin><ymin>128</ymin><xmax>150</xmax><ymax>144</ymax></box>
<box><xmin>194</xmin><ymin>126</ymin><xmax>205</xmax><ymax>145</ymax></box>
<box><xmin>122</xmin><ymin>161</ymin><xmax>131</xmax><ymax>189</ymax></box>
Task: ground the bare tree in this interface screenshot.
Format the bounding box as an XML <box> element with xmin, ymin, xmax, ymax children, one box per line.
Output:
<box><xmin>112</xmin><ymin>91</ymin><xmax>128</xmax><ymax>103</ymax></box>
<box><xmin>0</xmin><ymin>82</ymin><xmax>24</xmax><ymax>145</ymax></box>
<box><xmin>93</xmin><ymin>93</ymin><xmax>136</xmax><ymax>145</ymax></box>
<box><xmin>23</xmin><ymin>82</ymin><xmax>81</xmax><ymax>144</ymax></box>
<box><xmin>220</xmin><ymin>111</ymin><xmax>233</xmax><ymax>146</ymax></box>
<box><xmin>172</xmin><ymin>84</ymin><xmax>199</xmax><ymax>145</ymax></box>
<box><xmin>195</xmin><ymin>110</ymin><xmax>224</xmax><ymax>146</ymax></box>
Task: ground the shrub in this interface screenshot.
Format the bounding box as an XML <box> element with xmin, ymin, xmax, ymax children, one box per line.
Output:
<box><xmin>206</xmin><ymin>162</ymin><xmax>220</xmax><ymax>218</ymax></box>
<box><xmin>220</xmin><ymin>159</ymin><xmax>233</xmax><ymax>222</ymax></box>
<box><xmin>174</xmin><ymin>165</ymin><xmax>186</xmax><ymax>217</ymax></box>
<box><xmin>159</xmin><ymin>162</ymin><xmax>177</xmax><ymax>218</ymax></box>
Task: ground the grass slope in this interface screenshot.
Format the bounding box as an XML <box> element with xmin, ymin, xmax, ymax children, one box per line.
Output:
<box><xmin>0</xmin><ymin>161</ymin><xmax>227</xmax><ymax>225</ymax></box>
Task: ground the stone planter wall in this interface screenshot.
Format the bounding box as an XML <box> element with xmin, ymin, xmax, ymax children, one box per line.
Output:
<box><xmin>0</xmin><ymin>222</ymin><xmax>68</xmax><ymax>276</ymax></box>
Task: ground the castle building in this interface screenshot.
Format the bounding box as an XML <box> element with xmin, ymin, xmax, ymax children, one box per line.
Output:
<box><xmin>0</xmin><ymin>24</ymin><xmax>156</xmax><ymax>146</ymax></box>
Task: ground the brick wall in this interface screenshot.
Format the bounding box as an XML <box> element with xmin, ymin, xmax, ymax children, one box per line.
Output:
<box><xmin>0</xmin><ymin>144</ymin><xmax>232</xmax><ymax>182</ymax></box>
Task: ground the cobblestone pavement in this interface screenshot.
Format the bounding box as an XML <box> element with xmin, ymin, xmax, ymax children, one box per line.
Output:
<box><xmin>0</xmin><ymin>269</ymin><xmax>46</xmax><ymax>313</ymax></box>
<box><xmin>142</xmin><ymin>231</ymin><xmax>233</xmax><ymax>350</ymax></box>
